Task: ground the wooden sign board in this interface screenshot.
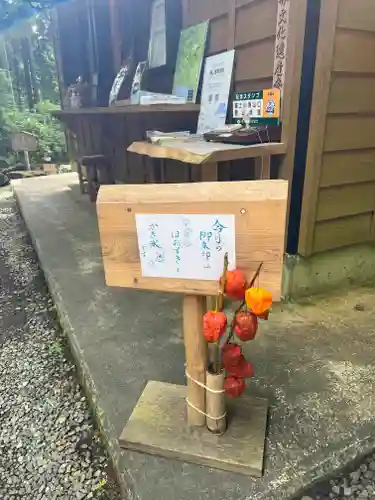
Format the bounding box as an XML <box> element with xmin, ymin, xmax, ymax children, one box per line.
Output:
<box><xmin>11</xmin><ymin>132</ymin><xmax>38</xmax><ymax>152</ymax></box>
<box><xmin>97</xmin><ymin>180</ymin><xmax>288</xmax><ymax>300</ymax></box>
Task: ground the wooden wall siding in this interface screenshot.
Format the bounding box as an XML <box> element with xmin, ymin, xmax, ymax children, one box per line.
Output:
<box><xmin>235</xmin><ymin>78</ymin><xmax>273</xmax><ymax>93</ymax></box>
<box><xmin>183</xmin><ymin>0</ymin><xmax>229</xmax><ymax>27</ymax></box>
<box><xmin>207</xmin><ymin>16</ymin><xmax>229</xmax><ymax>54</ymax></box>
<box><xmin>333</xmin><ymin>30</ymin><xmax>375</xmax><ymax>73</ymax></box>
<box><xmin>235</xmin><ymin>39</ymin><xmax>275</xmax><ymax>81</ymax></box>
<box><xmin>324</xmin><ymin>116</ymin><xmax>375</xmax><ymax>152</ymax></box>
<box><xmin>183</xmin><ymin>0</ymin><xmax>277</xmax><ymax>89</ymax></box>
<box><xmin>337</xmin><ymin>0</ymin><xmax>375</xmax><ymax>33</ymax></box>
<box><xmin>235</xmin><ymin>0</ymin><xmax>277</xmax><ymax>47</ymax></box>
<box><xmin>316</xmin><ymin>183</ymin><xmax>375</xmax><ymax>222</ymax></box>
<box><xmin>298</xmin><ymin>0</ymin><xmax>375</xmax><ymax>256</ymax></box>
<box><xmin>313</xmin><ymin>214</ymin><xmax>373</xmax><ymax>254</ymax></box>
<box><xmin>328</xmin><ymin>75</ymin><xmax>375</xmax><ymax>114</ymax></box>
<box><xmin>320</xmin><ymin>150</ymin><xmax>375</xmax><ymax>188</ymax></box>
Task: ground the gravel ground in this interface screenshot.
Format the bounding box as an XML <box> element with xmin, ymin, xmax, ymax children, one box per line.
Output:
<box><xmin>299</xmin><ymin>453</ymin><xmax>375</xmax><ymax>500</ymax></box>
<box><xmin>0</xmin><ymin>188</ymin><xmax>121</xmax><ymax>500</ymax></box>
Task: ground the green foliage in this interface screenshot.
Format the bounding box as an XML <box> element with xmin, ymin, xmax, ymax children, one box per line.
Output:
<box><xmin>4</xmin><ymin>102</ymin><xmax>67</xmax><ymax>163</ymax></box>
<box><xmin>0</xmin><ymin>171</ymin><xmax>9</xmax><ymax>186</ymax></box>
<box><xmin>4</xmin><ymin>12</ymin><xmax>60</xmax><ymax>107</ymax></box>
<box><xmin>0</xmin><ymin>7</ymin><xmax>67</xmax><ymax>167</ymax></box>
<box><xmin>33</xmin><ymin>12</ymin><xmax>60</xmax><ymax>103</ymax></box>
<box><xmin>48</xmin><ymin>340</ymin><xmax>64</xmax><ymax>356</ymax></box>
<box><xmin>0</xmin><ymin>1</ymin><xmax>66</xmax><ymax>32</ymax></box>
<box><xmin>0</xmin><ymin>69</ymin><xmax>14</xmax><ymax>157</ymax></box>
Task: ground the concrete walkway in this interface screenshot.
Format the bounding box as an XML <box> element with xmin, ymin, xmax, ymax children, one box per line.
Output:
<box><xmin>14</xmin><ymin>174</ymin><xmax>375</xmax><ymax>500</ymax></box>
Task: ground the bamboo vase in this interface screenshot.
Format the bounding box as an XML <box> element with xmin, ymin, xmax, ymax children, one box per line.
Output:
<box><xmin>206</xmin><ymin>369</ymin><xmax>227</xmax><ymax>434</ymax></box>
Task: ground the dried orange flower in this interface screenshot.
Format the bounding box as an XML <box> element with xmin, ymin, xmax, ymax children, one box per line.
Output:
<box><xmin>245</xmin><ymin>287</ymin><xmax>272</xmax><ymax>317</ymax></box>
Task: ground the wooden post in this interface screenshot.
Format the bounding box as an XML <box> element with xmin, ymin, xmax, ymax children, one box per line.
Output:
<box><xmin>24</xmin><ymin>150</ymin><xmax>31</xmax><ymax>171</ymax></box>
<box><xmin>183</xmin><ymin>295</ymin><xmax>207</xmax><ymax>427</ymax></box>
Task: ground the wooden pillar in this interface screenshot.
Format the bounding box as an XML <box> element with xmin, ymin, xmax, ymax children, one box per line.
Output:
<box><xmin>227</xmin><ymin>0</ymin><xmax>236</xmax><ymax>50</ymax></box>
<box><xmin>183</xmin><ymin>295</ymin><xmax>207</xmax><ymax>427</ymax></box>
<box><xmin>108</xmin><ymin>0</ymin><xmax>121</xmax><ymax>72</ymax></box>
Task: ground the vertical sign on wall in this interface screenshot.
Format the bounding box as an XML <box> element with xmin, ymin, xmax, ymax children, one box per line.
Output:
<box><xmin>272</xmin><ymin>0</ymin><xmax>290</xmax><ymax>97</ymax></box>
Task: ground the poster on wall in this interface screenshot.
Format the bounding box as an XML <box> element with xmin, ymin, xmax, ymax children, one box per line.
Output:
<box><xmin>148</xmin><ymin>0</ymin><xmax>167</xmax><ymax>68</ymax></box>
<box><xmin>172</xmin><ymin>21</ymin><xmax>209</xmax><ymax>103</ymax></box>
<box><xmin>197</xmin><ymin>50</ymin><xmax>235</xmax><ymax>134</ymax></box>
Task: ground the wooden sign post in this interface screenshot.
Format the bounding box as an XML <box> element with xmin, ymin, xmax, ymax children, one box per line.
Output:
<box><xmin>10</xmin><ymin>132</ymin><xmax>38</xmax><ymax>171</ymax></box>
<box><xmin>97</xmin><ymin>179</ymin><xmax>288</xmax><ymax>476</ymax></box>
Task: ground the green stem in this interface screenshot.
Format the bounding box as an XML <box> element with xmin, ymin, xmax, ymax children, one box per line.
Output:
<box><xmin>213</xmin><ymin>253</ymin><xmax>229</xmax><ymax>374</ymax></box>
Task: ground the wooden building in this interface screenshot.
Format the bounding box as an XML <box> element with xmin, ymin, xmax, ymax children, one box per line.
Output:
<box><xmin>52</xmin><ymin>0</ymin><xmax>375</xmax><ymax>298</ymax></box>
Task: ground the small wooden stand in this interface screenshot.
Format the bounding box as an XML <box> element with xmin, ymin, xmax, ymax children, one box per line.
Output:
<box><xmin>97</xmin><ymin>179</ymin><xmax>288</xmax><ymax>476</ymax></box>
<box><xmin>10</xmin><ymin>131</ymin><xmax>38</xmax><ymax>172</ymax></box>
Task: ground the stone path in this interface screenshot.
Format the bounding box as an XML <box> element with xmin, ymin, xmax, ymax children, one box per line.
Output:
<box><xmin>0</xmin><ymin>189</ymin><xmax>121</xmax><ymax>500</ymax></box>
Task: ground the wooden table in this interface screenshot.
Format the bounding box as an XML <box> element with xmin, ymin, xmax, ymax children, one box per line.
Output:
<box><xmin>128</xmin><ymin>139</ymin><xmax>286</xmax><ymax>182</ymax></box>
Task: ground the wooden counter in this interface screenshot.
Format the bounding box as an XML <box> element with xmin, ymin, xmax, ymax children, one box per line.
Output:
<box><xmin>52</xmin><ymin>103</ymin><xmax>200</xmax><ymax>117</ymax></box>
<box><xmin>53</xmin><ymin>105</ymin><xmax>200</xmax><ymax>184</ymax></box>
<box><xmin>128</xmin><ymin>139</ymin><xmax>286</xmax><ymax>181</ymax></box>
<box><xmin>128</xmin><ymin>139</ymin><xmax>286</xmax><ymax>165</ymax></box>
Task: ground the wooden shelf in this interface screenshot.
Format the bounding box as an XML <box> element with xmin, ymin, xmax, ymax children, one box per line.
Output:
<box><xmin>53</xmin><ymin>104</ymin><xmax>200</xmax><ymax>118</ymax></box>
<box><xmin>128</xmin><ymin>139</ymin><xmax>286</xmax><ymax>165</ymax></box>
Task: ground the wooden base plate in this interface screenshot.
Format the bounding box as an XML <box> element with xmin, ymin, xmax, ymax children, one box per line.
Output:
<box><xmin>119</xmin><ymin>381</ymin><xmax>268</xmax><ymax>476</ymax></box>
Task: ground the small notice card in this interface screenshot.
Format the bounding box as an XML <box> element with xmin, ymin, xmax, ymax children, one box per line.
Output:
<box><xmin>135</xmin><ymin>214</ymin><xmax>236</xmax><ymax>281</ymax></box>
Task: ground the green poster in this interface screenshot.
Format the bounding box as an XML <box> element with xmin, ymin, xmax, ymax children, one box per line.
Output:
<box><xmin>172</xmin><ymin>21</ymin><xmax>209</xmax><ymax>103</ymax></box>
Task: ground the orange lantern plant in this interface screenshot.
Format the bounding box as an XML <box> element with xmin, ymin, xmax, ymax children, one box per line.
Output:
<box><xmin>222</xmin><ymin>343</ymin><xmax>242</xmax><ymax>368</ymax></box>
<box><xmin>220</xmin><ymin>269</ymin><xmax>247</xmax><ymax>301</ymax></box>
<box><xmin>226</xmin><ymin>356</ymin><xmax>254</xmax><ymax>378</ymax></box>
<box><xmin>203</xmin><ymin>310</ymin><xmax>227</xmax><ymax>343</ymax></box>
<box><xmin>222</xmin><ymin>342</ymin><xmax>254</xmax><ymax>397</ymax></box>
<box><xmin>224</xmin><ymin>376</ymin><xmax>246</xmax><ymax>398</ymax></box>
<box><xmin>233</xmin><ymin>311</ymin><xmax>258</xmax><ymax>341</ymax></box>
<box><xmin>201</xmin><ymin>256</ymin><xmax>270</xmax><ymax>401</ymax></box>
<box><xmin>245</xmin><ymin>287</ymin><xmax>272</xmax><ymax>317</ymax></box>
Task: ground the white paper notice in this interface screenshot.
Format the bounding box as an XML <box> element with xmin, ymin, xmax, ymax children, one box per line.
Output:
<box><xmin>197</xmin><ymin>50</ymin><xmax>235</xmax><ymax>134</ymax></box>
<box><xmin>136</xmin><ymin>214</ymin><xmax>236</xmax><ymax>281</ymax></box>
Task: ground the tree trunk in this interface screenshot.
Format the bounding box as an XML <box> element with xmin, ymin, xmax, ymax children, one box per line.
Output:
<box><xmin>21</xmin><ymin>37</ymin><xmax>34</xmax><ymax>109</ymax></box>
<box><xmin>0</xmin><ymin>38</ymin><xmax>15</xmax><ymax>107</ymax></box>
<box><xmin>8</xmin><ymin>39</ymin><xmax>23</xmax><ymax>109</ymax></box>
<box><xmin>29</xmin><ymin>39</ymin><xmax>40</xmax><ymax>105</ymax></box>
